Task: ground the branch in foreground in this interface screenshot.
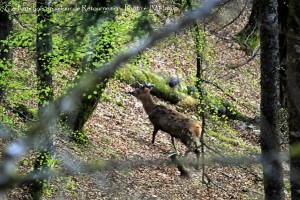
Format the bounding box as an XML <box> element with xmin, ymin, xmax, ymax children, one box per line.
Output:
<box><xmin>0</xmin><ymin>0</ymin><xmax>228</xmax><ymax>189</ymax></box>
<box><xmin>1</xmin><ymin>152</ymin><xmax>264</xmax><ymax>189</ymax></box>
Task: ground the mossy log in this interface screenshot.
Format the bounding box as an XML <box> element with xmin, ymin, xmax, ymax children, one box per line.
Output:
<box><xmin>116</xmin><ymin>66</ymin><xmax>187</xmax><ymax>104</ymax></box>
<box><xmin>115</xmin><ymin>66</ymin><xmax>253</xmax><ymax>122</ymax></box>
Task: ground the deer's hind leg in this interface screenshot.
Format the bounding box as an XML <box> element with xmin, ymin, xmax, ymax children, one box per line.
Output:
<box><xmin>194</xmin><ymin>148</ymin><xmax>200</xmax><ymax>170</ymax></box>
<box><xmin>152</xmin><ymin>127</ymin><xmax>159</xmax><ymax>144</ymax></box>
<box><xmin>169</xmin><ymin>153</ymin><xmax>190</xmax><ymax>178</ymax></box>
<box><xmin>183</xmin><ymin>147</ymin><xmax>200</xmax><ymax>170</ymax></box>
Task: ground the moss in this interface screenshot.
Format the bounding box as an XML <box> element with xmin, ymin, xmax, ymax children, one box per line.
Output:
<box><xmin>284</xmin><ymin>180</ymin><xmax>291</xmax><ymax>193</ymax></box>
<box><xmin>207</xmin><ymin>129</ymin><xmax>259</xmax><ymax>153</ymax></box>
<box><xmin>115</xmin><ymin>67</ymin><xmax>135</xmax><ymax>84</ymax></box>
<box><xmin>177</xmin><ymin>96</ymin><xmax>198</xmax><ymax>108</ymax></box>
<box><xmin>70</xmin><ymin>130</ymin><xmax>89</xmax><ymax>145</ymax></box>
<box><xmin>101</xmin><ymin>134</ymin><xmax>112</xmax><ymax>144</ymax></box>
<box><xmin>121</xmin><ymin>167</ymin><xmax>131</xmax><ymax>176</ymax></box>
<box><xmin>132</xmin><ymin>69</ymin><xmax>148</xmax><ymax>83</ymax></box>
<box><xmin>105</xmin><ymin>147</ymin><xmax>120</xmax><ymax>159</ymax></box>
<box><xmin>290</xmin><ymin>144</ymin><xmax>300</xmax><ymax>157</ymax></box>
<box><xmin>234</xmin><ymin>32</ymin><xmax>260</xmax><ymax>55</ymax></box>
<box><xmin>208</xmin><ymin>130</ymin><xmax>240</xmax><ymax>146</ymax></box>
<box><xmin>29</xmin><ymin>108</ymin><xmax>39</xmax><ymax>118</ymax></box>
<box><xmin>247</xmin><ymin>146</ymin><xmax>260</xmax><ymax>154</ymax></box>
<box><xmin>88</xmin><ymin>159</ymin><xmax>107</xmax><ymax>171</ymax></box>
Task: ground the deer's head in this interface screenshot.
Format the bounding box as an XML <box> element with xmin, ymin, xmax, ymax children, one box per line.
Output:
<box><xmin>129</xmin><ymin>81</ymin><xmax>155</xmax><ymax>100</ymax></box>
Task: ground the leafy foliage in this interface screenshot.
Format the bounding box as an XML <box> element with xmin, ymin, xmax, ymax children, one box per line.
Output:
<box><xmin>234</xmin><ymin>31</ymin><xmax>260</xmax><ymax>55</ymax></box>
<box><xmin>0</xmin><ymin>0</ymin><xmax>156</xmax><ymax>127</ymax></box>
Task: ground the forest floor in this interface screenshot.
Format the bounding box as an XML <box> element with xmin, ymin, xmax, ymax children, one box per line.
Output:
<box><xmin>34</xmin><ymin>72</ymin><xmax>264</xmax><ymax>200</ymax></box>
<box><xmin>3</xmin><ymin>2</ymin><xmax>287</xmax><ymax>200</ymax></box>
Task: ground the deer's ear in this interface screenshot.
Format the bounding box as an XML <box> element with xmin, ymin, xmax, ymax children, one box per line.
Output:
<box><xmin>149</xmin><ymin>86</ymin><xmax>155</xmax><ymax>91</ymax></box>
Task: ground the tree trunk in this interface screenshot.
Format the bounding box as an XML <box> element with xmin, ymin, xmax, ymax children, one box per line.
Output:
<box><xmin>235</xmin><ymin>0</ymin><xmax>259</xmax><ymax>54</ymax></box>
<box><xmin>64</xmin><ymin>77</ymin><xmax>108</xmax><ymax>141</ymax></box>
<box><xmin>31</xmin><ymin>0</ymin><xmax>54</xmax><ymax>199</ymax></box>
<box><xmin>259</xmin><ymin>0</ymin><xmax>284</xmax><ymax>199</ymax></box>
<box><xmin>278</xmin><ymin>0</ymin><xmax>289</xmax><ymax>107</ymax></box>
<box><xmin>286</xmin><ymin>0</ymin><xmax>300</xmax><ymax>199</ymax></box>
<box><xmin>0</xmin><ymin>0</ymin><xmax>13</xmax><ymax>98</ymax></box>
<box><xmin>193</xmin><ymin>20</ymin><xmax>207</xmax><ymax>183</ymax></box>
<box><xmin>63</xmin><ymin>23</ymin><xmax>114</xmax><ymax>142</ymax></box>
<box><xmin>36</xmin><ymin>0</ymin><xmax>53</xmax><ymax>109</ymax></box>
<box><xmin>241</xmin><ymin>0</ymin><xmax>259</xmax><ymax>34</ymax></box>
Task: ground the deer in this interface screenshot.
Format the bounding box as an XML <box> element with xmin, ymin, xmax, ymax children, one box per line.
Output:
<box><xmin>129</xmin><ymin>81</ymin><xmax>202</xmax><ymax>170</ymax></box>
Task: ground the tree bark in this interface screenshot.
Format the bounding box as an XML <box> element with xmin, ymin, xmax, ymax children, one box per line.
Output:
<box><xmin>31</xmin><ymin>1</ymin><xmax>54</xmax><ymax>199</ymax></box>
<box><xmin>36</xmin><ymin>0</ymin><xmax>53</xmax><ymax>109</ymax></box>
<box><xmin>278</xmin><ymin>0</ymin><xmax>289</xmax><ymax>107</ymax></box>
<box><xmin>286</xmin><ymin>0</ymin><xmax>300</xmax><ymax>199</ymax></box>
<box><xmin>259</xmin><ymin>0</ymin><xmax>284</xmax><ymax>199</ymax></box>
<box><xmin>193</xmin><ymin>20</ymin><xmax>207</xmax><ymax>183</ymax></box>
<box><xmin>0</xmin><ymin>0</ymin><xmax>13</xmax><ymax>98</ymax></box>
<box><xmin>63</xmin><ymin>23</ymin><xmax>114</xmax><ymax>141</ymax></box>
<box><xmin>64</xmin><ymin>77</ymin><xmax>108</xmax><ymax>136</ymax></box>
<box><xmin>235</xmin><ymin>0</ymin><xmax>259</xmax><ymax>54</ymax></box>
<box><xmin>241</xmin><ymin>0</ymin><xmax>259</xmax><ymax>34</ymax></box>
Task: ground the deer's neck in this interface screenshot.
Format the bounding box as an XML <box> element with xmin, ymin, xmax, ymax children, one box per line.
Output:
<box><xmin>140</xmin><ymin>94</ymin><xmax>157</xmax><ymax>115</ymax></box>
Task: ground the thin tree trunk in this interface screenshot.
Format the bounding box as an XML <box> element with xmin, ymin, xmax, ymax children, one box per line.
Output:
<box><xmin>259</xmin><ymin>0</ymin><xmax>284</xmax><ymax>199</ymax></box>
<box><xmin>65</xmin><ymin>76</ymin><xmax>108</xmax><ymax>136</ymax></box>
<box><xmin>194</xmin><ymin>23</ymin><xmax>207</xmax><ymax>183</ymax></box>
<box><xmin>0</xmin><ymin>0</ymin><xmax>13</xmax><ymax>98</ymax></box>
<box><xmin>286</xmin><ymin>0</ymin><xmax>300</xmax><ymax>198</ymax></box>
<box><xmin>36</xmin><ymin>0</ymin><xmax>53</xmax><ymax>108</ymax></box>
<box><xmin>239</xmin><ymin>0</ymin><xmax>259</xmax><ymax>35</ymax></box>
<box><xmin>235</xmin><ymin>0</ymin><xmax>259</xmax><ymax>54</ymax></box>
<box><xmin>186</xmin><ymin>0</ymin><xmax>207</xmax><ymax>181</ymax></box>
<box><xmin>63</xmin><ymin>24</ymin><xmax>114</xmax><ymax>142</ymax></box>
<box><xmin>36</xmin><ymin>0</ymin><xmax>54</xmax><ymax>148</ymax></box>
<box><xmin>31</xmin><ymin>0</ymin><xmax>54</xmax><ymax>199</ymax></box>
<box><xmin>278</xmin><ymin>0</ymin><xmax>289</xmax><ymax>107</ymax></box>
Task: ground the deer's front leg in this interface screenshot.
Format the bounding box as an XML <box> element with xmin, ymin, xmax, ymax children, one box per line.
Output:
<box><xmin>171</xmin><ymin>137</ymin><xmax>178</xmax><ymax>154</ymax></box>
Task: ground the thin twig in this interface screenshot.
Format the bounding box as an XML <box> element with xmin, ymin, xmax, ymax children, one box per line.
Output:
<box><xmin>203</xmin><ymin>143</ymin><xmax>262</xmax><ymax>180</ymax></box>
<box><xmin>219</xmin><ymin>0</ymin><xmax>250</xmax><ymax>30</ymax></box>
<box><xmin>227</xmin><ymin>46</ymin><xmax>260</xmax><ymax>69</ymax></box>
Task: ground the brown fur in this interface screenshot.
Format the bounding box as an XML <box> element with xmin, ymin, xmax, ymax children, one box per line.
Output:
<box><xmin>130</xmin><ymin>86</ymin><xmax>202</xmax><ymax>168</ymax></box>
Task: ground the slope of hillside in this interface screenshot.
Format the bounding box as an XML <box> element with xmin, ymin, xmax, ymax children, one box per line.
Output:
<box><xmin>34</xmin><ymin>79</ymin><xmax>262</xmax><ymax>200</ymax></box>
<box><xmin>3</xmin><ymin>1</ymin><xmax>267</xmax><ymax>199</ymax></box>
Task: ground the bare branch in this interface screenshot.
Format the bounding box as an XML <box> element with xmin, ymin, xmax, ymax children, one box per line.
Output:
<box><xmin>220</xmin><ymin>0</ymin><xmax>250</xmax><ymax>30</ymax></box>
<box><xmin>227</xmin><ymin>46</ymin><xmax>260</xmax><ymax>69</ymax></box>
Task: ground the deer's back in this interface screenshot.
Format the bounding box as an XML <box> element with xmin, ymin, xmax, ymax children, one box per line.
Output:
<box><xmin>148</xmin><ymin>105</ymin><xmax>201</xmax><ymax>145</ymax></box>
